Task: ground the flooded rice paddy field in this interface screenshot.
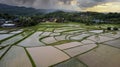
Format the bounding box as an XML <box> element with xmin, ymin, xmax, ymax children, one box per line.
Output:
<box><xmin>0</xmin><ymin>23</ymin><xmax>120</xmax><ymax>67</ymax></box>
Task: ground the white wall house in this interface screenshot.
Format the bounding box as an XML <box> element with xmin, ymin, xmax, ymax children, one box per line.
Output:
<box><xmin>1</xmin><ymin>23</ymin><xmax>15</xmax><ymax>27</ymax></box>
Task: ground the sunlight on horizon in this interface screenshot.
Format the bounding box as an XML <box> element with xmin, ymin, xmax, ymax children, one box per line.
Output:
<box><xmin>85</xmin><ymin>2</ymin><xmax>120</xmax><ymax>13</ymax></box>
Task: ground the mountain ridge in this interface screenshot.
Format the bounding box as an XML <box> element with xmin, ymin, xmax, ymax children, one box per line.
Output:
<box><xmin>0</xmin><ymin>3</ymin><xmax>58</xmax><ymax>15</ymax></box>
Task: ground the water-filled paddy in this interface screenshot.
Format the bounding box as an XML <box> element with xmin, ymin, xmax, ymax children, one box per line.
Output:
<box><xmin>89</xmin><ymin>30</ymin><xmax>103</xmax><ymax>33</ymax></box>
<box><xmin>0</xmin><ymin>35</ymin><xmax>24</xmax><ymax>46</ymax></box>
<box><xmin>0</xmin><ymin>46</ymin><xmax>32</xmax><ymax>67</ymax></box>
<box><xmin>87</xmin><ymin>35</ymin><xmax>114</xmax><ymax>43</ymax></box>
<box><xmin>54</xmin><ymin>58</ymin><xmax>87</xmax><ymax>67</ymax></box>
<box><xmin>101</xmin><ymin>31</ymin><xmax>120</xmax><ymax>38</ymax></box>
<box><xmin>0</xmin><ymin>46</ymin><xmax>9</xmax><ymax>57</ymax></box>
<box><xmin>77</xmin><ymin>44</ymin><xmax>120</xmax><ymax>67</ymax></box>
<box><xmin>104</xmin><ymin>38</ymin><xmax>120</xmax><ymax>48</ymax></box>
<box><xmin>10</xmin><ymin>30</ymin><xmax>22</xmax><ymax>34</ymax></box>
<box><xmin>81</xmin><ymin>39</ymin><xmax>95</xmax><ymax>45</ymax></box>
<box><xmin>18</xmin><ymin>32</ymin><xmax>45</xmax><ymax>47</ymax></box>
<box><xmin>41</xmin><ymin>37</ymin><xmax>57</xmax><ymax>44</ymax></box>
<box><xmin>55</xmin><ymin>35</ymin><xmax>67</xmax><ymax>41</ymax></box>
<box><xmin>70</xmin><ymin>34</ymin><xmax>90</xmax><ymax>40</ymax></box>
<box><xmin>55</xmin><ymin>42</ymin><xmax>83</xmax><ymax>50</ymax></box>
<box><xmin>0</xmin><ymin>34</ymin><xmax>14</xmax><ymax>40</ymax></box>
<box><xmin>27</xmin><ymin>46</ymin><xmax>70</xmax><ymax>67</ymax></box>
<box><xmin>64</xmin><ymin>44</ymin><xmax>97</xmax><ymax>57</ymax></box>
<box><xmin>0</xmin><ymin>23</ymin><xmax>120</xmax><ymax>67</ymax></box>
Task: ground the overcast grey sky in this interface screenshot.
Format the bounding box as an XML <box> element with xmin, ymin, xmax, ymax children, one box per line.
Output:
<box><xmin>0</xmin><ymin>0</ymin><xmax>120</xmax><ymax>12</ymax></box>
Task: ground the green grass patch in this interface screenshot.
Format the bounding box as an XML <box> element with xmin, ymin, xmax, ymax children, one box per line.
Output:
<box><xmin>37</xmin><ymin>27</ymin><xmax>46</xmax><ymax>31</ymax></box>
<box><xmin>44</xmin><ymin>28</ymin><xmax>55</xmax><ymax>32</ymax></box>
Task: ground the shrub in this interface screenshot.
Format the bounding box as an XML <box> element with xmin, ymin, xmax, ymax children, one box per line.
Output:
<box><xmin>113</xmin><ymin>27</ymin><xmax>118</xmax><ymax>31</ymax></box>
<box><xmin>107</xmin><ymin>27</ymin><xmax>111</xmax><ymax>30</ymax></box>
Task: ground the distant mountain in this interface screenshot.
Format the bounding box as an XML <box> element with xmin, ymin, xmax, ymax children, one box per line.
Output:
<box><xmin>0</xmin><ymin>3</ymin><xmax>78</xmax><ymax>16</ymax></box>
<box><xmin>0</xmin><ymin>3</ymin><xmax>57</xmax><ymax>15</ymax></box>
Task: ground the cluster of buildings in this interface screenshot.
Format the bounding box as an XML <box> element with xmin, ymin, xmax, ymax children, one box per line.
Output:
<box><xmin>41</xmin><ymin>18</ymin><xmax>65</xmax><ymax>23</ymax></box>
<box><xmin>0</xmin><ymin>18</ymin><xmax>17</xmax><ymax>28</ymax></box>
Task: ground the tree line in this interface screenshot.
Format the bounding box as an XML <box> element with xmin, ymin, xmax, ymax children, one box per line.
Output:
<box><xmin>0</xmin><ymin>11</ymin><xmax>120</xmax><ymax>27</ymax></box>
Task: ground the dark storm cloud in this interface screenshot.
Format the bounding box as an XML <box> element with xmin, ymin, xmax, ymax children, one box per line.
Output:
<box><xmin>0</xmin><ymin>0</ymin><xmax>119</xmax><ymax>9</ymax></box>
<box><xmin>0</xmin><ymin>0</ymin><xmax>74</xmax><ymax>6</ymax></box>
<box><xmin>0</xmin><ymin>0</ymin><xmax>36</xmax><ymax>6</ymax></box>
<box><xmin>14</xmin><ymin>0</ymin><xmax>35</xmax><ymax>4</ymax></box>
<box><xmin>59</xmin><ymin>0</ymin><xmax>74</xmax><ymax>4</ymax></box>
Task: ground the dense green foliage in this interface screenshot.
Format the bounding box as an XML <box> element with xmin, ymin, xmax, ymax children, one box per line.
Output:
<box><xmin>44</xmin><ymin>11</ymin><xmax>120</xmax><ymax>24</ymax></box>
<box><xmin>0</xmin><ymin>8</ymin><xmax>120</xmax><ymax>27</ymax></box>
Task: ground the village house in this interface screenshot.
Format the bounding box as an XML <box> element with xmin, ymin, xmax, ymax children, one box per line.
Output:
<box><xmin>92</xmin><ymin>19</ymin><xmax>104</xmax><ymax>23</ymax></box>
<box><xmin>1</xmin><ymin>20</ymin><xmax>16</xmax><ymax>28</ymax></box>
<box><xmin>0</xmin><ymin>19</ymin><xmax>5</xmax><ymax>25</ymax></box>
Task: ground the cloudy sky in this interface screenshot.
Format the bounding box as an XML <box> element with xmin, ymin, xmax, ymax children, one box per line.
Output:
<box><xmin>0</xmin><ymin>0</ymin><xmax>120</xmax><ymax>12</ymax></box>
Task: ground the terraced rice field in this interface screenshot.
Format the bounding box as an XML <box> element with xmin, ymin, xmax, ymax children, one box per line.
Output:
<box><xmin>0</xmin><ymin>23</ymin><xmax>120</xmax><ymax>67</ymax></box>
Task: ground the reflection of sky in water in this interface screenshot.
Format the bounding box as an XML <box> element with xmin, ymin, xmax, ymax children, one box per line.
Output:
<box><xmin>0</xmin><ymin>34</ymin><xmax>14</xmax><ymax>40</ymax></box>
<box><xmin>94</xmin><ymin>35</ymin><xmax>100</xmax><ymax>42</ymax></box>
